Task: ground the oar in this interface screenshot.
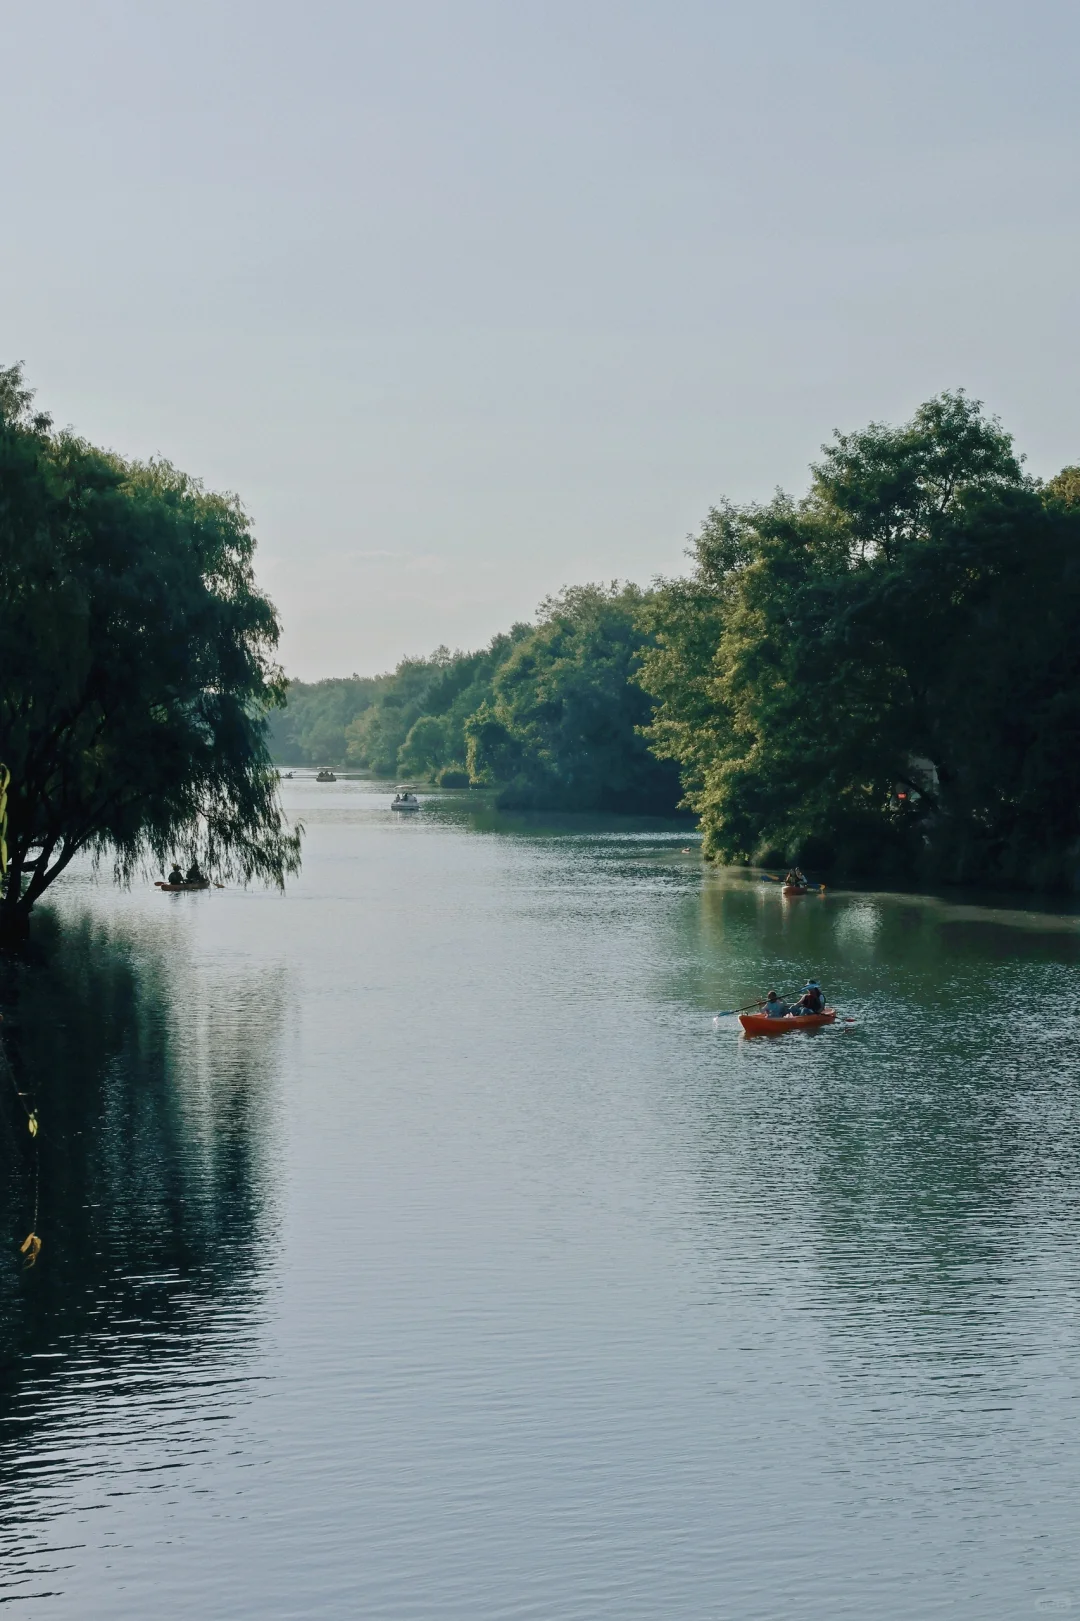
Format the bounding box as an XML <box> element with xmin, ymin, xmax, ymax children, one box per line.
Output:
<box><xmin>715</xmin><ymin>1000</ymin><xmax>763</xmax><ymax>1017</ymax></box>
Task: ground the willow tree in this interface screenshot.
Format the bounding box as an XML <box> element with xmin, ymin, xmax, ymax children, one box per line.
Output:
<box><xmin>0</xmin><ymin>365</ymin><xmax>300</xmax><ymax>946</ymax></box>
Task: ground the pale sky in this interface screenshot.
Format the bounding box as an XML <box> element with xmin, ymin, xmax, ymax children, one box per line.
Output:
<box><xmin>5</xmin><ymin>0</ymin><xmax>1079</xmax><ymax>679</ymax></box>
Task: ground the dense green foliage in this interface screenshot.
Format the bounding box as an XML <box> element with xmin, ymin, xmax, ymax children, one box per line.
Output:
<box><xmin>465</xmin><ymin>586</ymin><xmax>680</xmax><ymax>812</ymax></box>
<box><xmin>266</xmin><ymin>673</ymin><xmax>390</xmax><ymax>767</ymax></box>
<box><xmin>268</xmin><ymin>634</ymin><xmax>530</xmax><ymax>779</ymax></box>
<box><xmin>0</xmin><ymin>365</ymin><xmax>300</xmax><ymax>945</ymax></box>
<box><xmin>639</xmin><ymin>392</ymin><xmax>1080</xmax><ymax>887</ymax></box>
<box><xmin>272</xmin><ymin>586</ymin><xmax>683</xmax><ymax>814</ymax></box>
<box><xmin>25</xmin><ymin>361</ymin><xmax>1063</xmax><ymax>891</ymax></box>
<box><xmin>348</xmin><ymin>633</ymin><xmax>529</xmax><ymax>780</ymax></box>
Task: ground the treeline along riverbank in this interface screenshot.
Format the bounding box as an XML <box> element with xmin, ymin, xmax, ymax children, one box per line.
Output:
<box><xmin>268</xmin><ymin>583</ymin><xmax>685</xmax><ymax>815</ymax></box>
<box><xmin>275</xmin><ymin>392</ymin><xmax>1080</xmax><ymax>890</ymax></box>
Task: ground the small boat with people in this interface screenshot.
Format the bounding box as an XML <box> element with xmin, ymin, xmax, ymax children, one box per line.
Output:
<box><xmin>157</xmin><ymin>862</ymin><xmax>211</xmax><ymax>892</ymax></box>
<box><xmin>716</xmin><ymin>980</ymin><xmax>848</xmax><ymax>1035</ymax></box>
<box><xmin>739</xmin><ymin>1007</ymin><xmax>836</xmax><ymax>1035</ymax></box>
<box><xmin>761</xmin><ymin>865</ymin><xmax>824</xmax><ymax>896</ymax></box>
<box><xmin>781</xmin><ymin>865</ymin><xmax>814</xmax><ymax>896</ymax></box>
<box><xmin>391</xmin><ymin>789</ymin><xmax>420</xmax><ymax>811</ymax></box>
<box><xmin>316</xmin><ymin>769</ymin><xmax>337</xmax><ymax>782</ymax></box>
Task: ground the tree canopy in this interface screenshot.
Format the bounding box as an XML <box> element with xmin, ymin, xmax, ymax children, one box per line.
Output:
<box><xmin>465</xmin><ymin>584</ymin><xmax>681</xmax><ymax>812</ymax></box>
<box><xmin>0</xmin><ymin>364</ymin><xmax>300</xmax><ymax>945</ymax></box>
<box><xmin>639</xmin><ymin>392</ymin><xmax>1080</xmax><ymax>886</ymax></box>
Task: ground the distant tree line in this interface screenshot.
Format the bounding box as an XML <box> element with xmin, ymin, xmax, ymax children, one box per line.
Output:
<box><xmin>278</xmin><ymin>392</ymin><xmax>1080</xmax><ymax>886</ymax></box>
<box><xmin>7</xmin><ymin>355</ymin><xmax>1075</xmax><ymax>926</ymax></box>
<box><xmin>269</xmin><ymin>584</ymin><xmax>684</xmax><ymax>814</ymax></box>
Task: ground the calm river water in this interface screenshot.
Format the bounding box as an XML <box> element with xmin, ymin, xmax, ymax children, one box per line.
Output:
<box><xmin>2</xmin><ymin>777</ymin><xmax>1080</xmax><ymax>1619</ymax></box>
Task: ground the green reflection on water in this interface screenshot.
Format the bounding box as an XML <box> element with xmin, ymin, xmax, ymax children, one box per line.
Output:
<box><xmin>0</xmin><ymin>908</ymin><xmax>285</xmax><ymax>1410</ymax></box>
<box><xmin>667</xmin><ymin>875</ymin><xmax>1080</xmax><ymax>1362</ymax></box>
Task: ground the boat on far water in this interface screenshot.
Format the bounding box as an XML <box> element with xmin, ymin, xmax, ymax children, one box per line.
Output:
<box><xmin>316</xmin><ymin>769</ymin><xmax>337</xmax><ymax>782</ymax></box>
<box><xmin>392</xmin><ymin>790</ymin><xmax>420</xmax><ymax>811</ymax></box>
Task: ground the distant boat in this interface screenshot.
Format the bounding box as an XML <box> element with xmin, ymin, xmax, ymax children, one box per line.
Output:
<box><xmin>156</xmin><ymin>879</ymin><xmax>211</xmax><ymax>892</ymax></box>
<box><xmin>391</xmin><ymin>790</ymin><xmax>420</xmax><ymax>811</ymax></box>
<box><xmin>316</xmin><ymin>769</ymin><xmax>337</xmax><ymax>782</ymax></box>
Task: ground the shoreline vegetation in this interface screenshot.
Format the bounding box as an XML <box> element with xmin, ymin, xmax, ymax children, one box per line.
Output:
<box><xmin>269</xmin><ymin>582</ymin><xmax>685</xmax><ymax>816</ymax></box>
<box><xmin>273</xmin><ymin>392</ymin><xmax>1080</xmax><ymax>893</ymax></box>
<box><xmin>6</xmin><ymin>364</ymin><xmax>1080</xmax><ymax>943</ymax></box>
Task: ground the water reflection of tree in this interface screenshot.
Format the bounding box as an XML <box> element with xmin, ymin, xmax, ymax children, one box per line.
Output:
<box><xmin>0</xmin><ymin>906</ymin><xmax>286</xmax><ymax>1450</ymax></box>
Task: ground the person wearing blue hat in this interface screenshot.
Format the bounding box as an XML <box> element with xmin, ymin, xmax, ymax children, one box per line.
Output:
<box><xmin>794</xmin><ymin>980</ymin><xmax>825</xmax><ymax>1015</ymax></box>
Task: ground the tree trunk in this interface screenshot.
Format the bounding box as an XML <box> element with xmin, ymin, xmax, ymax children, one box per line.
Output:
<box><xmin>0</xmin><ymin>893</ymin><xmax>32</xmax><ymax>951</ymax></box>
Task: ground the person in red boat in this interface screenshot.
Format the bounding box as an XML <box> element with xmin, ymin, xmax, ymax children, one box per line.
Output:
<box><xmin>793</xmin><ymin>981</ymin><xmax>825</xmax><ymax>1015</ymax></box>
<box><xmin>761</xmin><ymin>990</ymin><xmax>790</xmax><ymax>1018</ymax></box>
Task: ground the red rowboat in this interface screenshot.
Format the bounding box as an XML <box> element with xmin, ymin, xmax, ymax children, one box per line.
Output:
<box><xmin>738</xmin><ymin>1008</ymin><xmax>836</xmax><ymax>1035</ymax></box>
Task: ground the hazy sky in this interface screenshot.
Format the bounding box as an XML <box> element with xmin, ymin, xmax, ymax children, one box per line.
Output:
<box><xmin>6</xmin><ymin>0</ymin><xmax>1079</xmax><ymax>678</ymax></box>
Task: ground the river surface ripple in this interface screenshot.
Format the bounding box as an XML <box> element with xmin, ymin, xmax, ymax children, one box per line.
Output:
<box><xmin>2</xmin><ymin>777</ymin><xmax>1080</xmax><ymax>1619</ymax></box>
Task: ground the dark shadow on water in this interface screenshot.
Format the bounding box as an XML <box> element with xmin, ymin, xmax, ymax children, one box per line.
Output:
<box><xmin>0</xmin><ymin>906</ymin><xmax>285</xmax><ymax>1456</ymax></box>
<box><xmin>421</xmin><ymin>789</ymin><xmax>699</xmax><ymax>842</ymax></box>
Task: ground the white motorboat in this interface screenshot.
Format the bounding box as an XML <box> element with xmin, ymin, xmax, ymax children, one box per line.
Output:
<box><xmin>391</xmin><ymin>791</ymin><xmax>420</xmax><ymax>811</ymax></box>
